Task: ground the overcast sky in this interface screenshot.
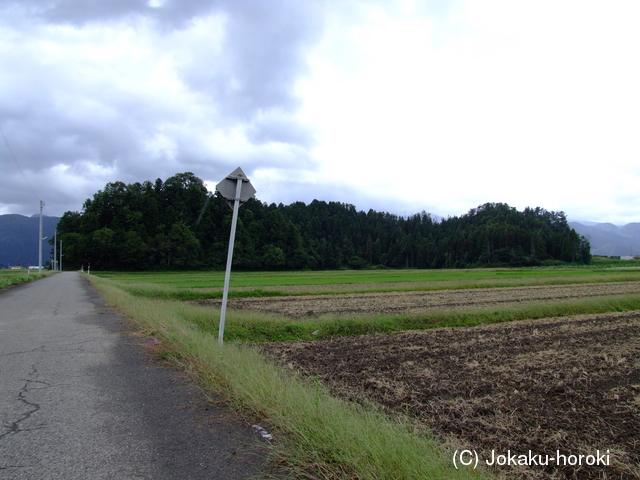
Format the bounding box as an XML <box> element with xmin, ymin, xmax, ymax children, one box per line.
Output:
<box><xmin>1</xmin><ymin>0</ymin><xmax>639</xmax><ymax>225</ymax></box>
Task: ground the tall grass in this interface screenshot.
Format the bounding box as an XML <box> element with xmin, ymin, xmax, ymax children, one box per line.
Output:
<box><xmin>0</xmin><ymin>270</ymin><xmax>52</xmax><ymax>289</ymax></box>
<box><xmin>87</xmin><ymin>274</ymin><xmax>487</xmax><ymax>480</ymax></box>
<box><xmin>108</xmin><ymin>280</ymin><xmax>285</xmax><ymax>301</ymax></box>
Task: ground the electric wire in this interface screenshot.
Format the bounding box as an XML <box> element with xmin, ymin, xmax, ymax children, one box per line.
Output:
<box><xmin>1</xmin><ymin>125</ymin><xmax>53</xmax><ymax>271</ymax></box>
<box><xmin>1</xmin><ymin>124</ymin><xmax>40</xmax><ymax>201</ymax></box>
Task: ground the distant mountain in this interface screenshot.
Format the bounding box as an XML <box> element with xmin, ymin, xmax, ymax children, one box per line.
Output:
<box><xmin>0</xmin><ymin>214</ymin><xmax>60</xmax><ymax>268</ymax></box>
<box><xmin>570</xmin><ymin>221</ymin><xmax>640</xmax><ymax>257</ymax></box>
<box><xmin>570</xmin><ymin>220</ymin><xmax>600</xmax><ymax>227</ymax></box>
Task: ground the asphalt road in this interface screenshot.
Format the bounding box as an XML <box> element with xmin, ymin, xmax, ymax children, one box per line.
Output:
<box><xmin>0</xmin><ymin>272</ymin><xmax>268</xmax><ymax>480</ymax></box>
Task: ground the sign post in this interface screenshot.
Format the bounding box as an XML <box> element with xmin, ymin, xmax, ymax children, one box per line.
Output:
<box><xmin>215</xmin><ymin>167</ymin><xmax>256</xmax><ymax>345</ymax></box>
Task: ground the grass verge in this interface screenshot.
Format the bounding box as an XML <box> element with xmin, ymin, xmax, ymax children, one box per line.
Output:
<box><xmin>0</xmin><ymin>270</ymin><xmax>53</xmax><ymax>289</ymax></box>
<box><xmin>86</xmin><ymin>274</ymin><xmax>488</xmax><ymax>480</ymax></box>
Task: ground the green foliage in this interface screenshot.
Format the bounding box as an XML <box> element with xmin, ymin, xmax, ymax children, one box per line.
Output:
<box><xmin>57</xmin><ymin>173</ymin><xmax>592</xmax><ymax>270</ymax></box>
<box><xmin>261</xmin><ymin>244</ymin><xmax>286</xmax><ymax>269</ymax></box>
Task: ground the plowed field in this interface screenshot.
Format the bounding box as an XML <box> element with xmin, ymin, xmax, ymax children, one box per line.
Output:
<box><xmin>252</xmin><ymin>283</ymin><xmax>640</xmax><ymax>480</ymax></box>
<box><xmin>199</xmin><ymin>281</ymin><xmax>640</xmax><ymax>317</ymax></box>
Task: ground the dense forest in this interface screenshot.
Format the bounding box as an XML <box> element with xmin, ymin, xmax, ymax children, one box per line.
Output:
<box><xmin>55</xmin><ymin>172</ymin><xmax>591</xmax><ymax>271</ymax></box>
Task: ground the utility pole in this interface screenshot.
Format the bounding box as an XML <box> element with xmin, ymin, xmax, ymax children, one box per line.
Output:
<box><xmin>60</xmin><ymin>240</ymin><xmax>63</xmax><ymax>271</ymax></box>
<box><xmin>38</xmin><ymin>200</ymin><xmax>44</xmax><ymax>274</ymax></box>
<box><xmin>54</xmin><ymin>230</ymin><xmax>57</xmax><ymax>271</ymax></box>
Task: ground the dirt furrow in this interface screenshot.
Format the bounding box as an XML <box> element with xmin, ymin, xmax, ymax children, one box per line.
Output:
<box><xmin>197</xmin><ymin>281</ymin><xmax>640</xmax><ymax>317</ymax></box>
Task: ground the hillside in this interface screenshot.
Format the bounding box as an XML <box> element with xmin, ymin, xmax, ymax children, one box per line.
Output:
<box><xmin>5</xmin><ymin>174</ymin><xmax>614</xmax><ymax>270</ymax></box>
<box><xmin>569</xmin><ymin>221</ymin><xmax>640</xmax><ymax>256</ymax></box>
<box><xmin>0</xmin><ymin>214</ymin><xmax>60</xmax><ymax>267</ymax></box>
<box><xmin>52</xmin><ymin>172</ymin><xmax>590</xmax><ymax>270</ymax></box>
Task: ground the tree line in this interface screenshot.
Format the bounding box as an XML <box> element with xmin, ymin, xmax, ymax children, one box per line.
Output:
<box><xmin>55</xmin><ymin>172</ymin><xmax>591</xmax><ymax>271</ymax></box>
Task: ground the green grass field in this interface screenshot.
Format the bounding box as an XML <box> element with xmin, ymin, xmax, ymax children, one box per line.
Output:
<box><xmin>97</xmin><ymin>258</ymin><xmax>640</xmax><ymax>286</ymax></box>
<box><xmin>0</xmin><ymin>269</ymin><xmax>51</xmax><ymax>289</ymax></box>
<box><xmin>95</xmin><ymin>258</ymin><xmax>640</xmax><ymax>297</ymax></box>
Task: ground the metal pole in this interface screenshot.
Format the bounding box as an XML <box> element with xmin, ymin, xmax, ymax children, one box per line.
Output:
<box><xmin>218</xmin><ymin>177</ymin><xmax>243</xmax><ymax>346</ymax></box>
<box><xmin>54</xmin><ymin>231</ymin><xmax>57</xmax><ymax>271</ymax></box>
<box><xmin>38</xmin><ymin>200</ymin><xmax>44</xmax><ymax>274</ymax></box>
<box><xmin>60</xmin><ymin>240</ymin><xmax>63</xmax><ymax>271</ymax></box>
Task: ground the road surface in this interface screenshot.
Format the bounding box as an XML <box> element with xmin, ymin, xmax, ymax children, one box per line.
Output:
<box><xmin>0</xmin><ymin>272</ymin><xmax>268</xmax><ymax>479</ymax></box>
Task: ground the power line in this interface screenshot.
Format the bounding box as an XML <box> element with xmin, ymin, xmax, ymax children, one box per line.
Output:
<box><xmin>1</xmin><ymin>124</ymin><xmax>39</xmax><ymax>200</ymax></box>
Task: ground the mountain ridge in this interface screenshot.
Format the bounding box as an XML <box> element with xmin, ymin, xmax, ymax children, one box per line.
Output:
<box><xmin>569</xmin><ymin>221</ymin><xmax>640</xmax><ymax>257</ymax></box>
<box><xmin>0</xmin><ymin>214</ymin><xmax>60</xmax><ymax>267</ymax></box>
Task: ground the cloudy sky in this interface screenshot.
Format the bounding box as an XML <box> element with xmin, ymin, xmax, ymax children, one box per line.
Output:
<box><xmin>1</xmin><ymin>0</ymin><xmax>639</xmax><ymax>225</ymax></box>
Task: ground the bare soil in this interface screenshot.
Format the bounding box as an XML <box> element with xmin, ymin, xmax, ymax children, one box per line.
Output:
<box><xmin>254</xmin><ymin>300</ymin><xmax>640</xmax><ymax>479</ymax></box>
<box><xmin>198</xmin><ymin>281</ymin><xmax>640</xmax><ymax>318</ymax></box>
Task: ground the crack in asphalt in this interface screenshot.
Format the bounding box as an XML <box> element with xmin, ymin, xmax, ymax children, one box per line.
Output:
<box><xmin>0</xmin><ymin>366</ymin><xmax>50</xmax><ymax>440</ymax></box>
<box><xmin>0</xmin><ymin>464</ymin><xmax>26</xmax><ymax>471</ymax></box>
<box><xmin>0</xmin><ymin>345</ymin><xmax>46</xmax><ymax>358</ymax></box>
<box><xmin>52</xmin><ymin>301</ymin><xmax>82</xmax><ymax>317</ymax></box>
<box><xmin>0</xmin><ymin>335</ymin><xmax>98</xmax><ymax>358</ymax></box>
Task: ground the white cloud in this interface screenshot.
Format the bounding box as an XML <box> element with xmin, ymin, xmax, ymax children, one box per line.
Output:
<box><xmin>1</xmin><ymin>0</ymin><xmax>639</xmax><ymax>224</ymax></box>
<box><xmin>296</xmin><ymin>0</ymin><xmax>640</xmax><ymax>221</ymax></box>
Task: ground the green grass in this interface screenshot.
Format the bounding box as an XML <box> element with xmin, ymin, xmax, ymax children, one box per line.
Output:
<box><xmin>97</xmin><ymin>262</ymin><xmax>640</xmax><ymax>288</ymax></box>
<box><xmin>87</xmin><ymin>274</ymin><xmax>488</xmax><ymax>480</ymax></box>
<box><xmin>0</xmin><ymin>269</ymin><xmax>52</xmax><ymax>289</ymax></box>
<box><xmin>94</xmin><ymin>264</ymin><xmax>640</xmax><ymax>300</ymax></box>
